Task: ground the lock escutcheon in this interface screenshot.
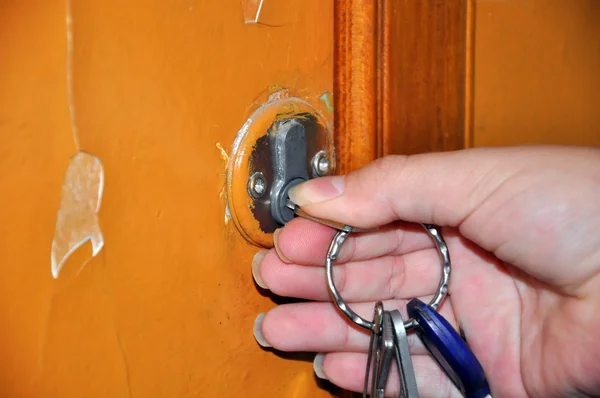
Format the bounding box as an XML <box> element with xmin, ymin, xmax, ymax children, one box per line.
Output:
<box><xmin>226</xmin><ymin>93</ymin><xmax>335</xmax><ymax>248</ymax></box>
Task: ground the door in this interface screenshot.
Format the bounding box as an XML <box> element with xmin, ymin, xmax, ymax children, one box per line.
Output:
<box><xmin>0</xmin><ymin>1</ymin><xmax>337</xmax><ymax>397</ymax></box>
<box><xmin>0</xmin><ymin>0</ymin><xmax>482</xmax><ymax>397</ymax></box>
<box><xmin>473</xmin><ymin>0</ymin><xmax>600</xmax><ymax>148</ymax></box>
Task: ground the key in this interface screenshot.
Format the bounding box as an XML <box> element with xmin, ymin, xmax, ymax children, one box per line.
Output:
<box><xmin>364</xmin><ymin>302</ymin><xmax>384</xmax><ymax>398</ymax></box>
<box><xmin>370</xmin><ymin>310</ymin><xmax>419</xmax><ymax>398</ymax></box>
<box><xmin>285</xmin><ymin>199</ymin><xmax>378</xmax><ymax>233</ymax></box>
<box><xmin>407</xmin><ymin>298</ymin><xmax>492</xmax><ymax>398</ymax></box>
<box><xmin>373</xmin><ymin>311</ymin><xmax>395</xmax><ymax>398</ymax></box>
<box><xmin>389</xmin><ymin>310</ymin><xmax>420</xmax><ymax>398</ymax></box>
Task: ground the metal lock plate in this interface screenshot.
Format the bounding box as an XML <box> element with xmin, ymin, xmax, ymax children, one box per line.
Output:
<box><xmin>226</xmin><ymin>90</ymin><xmax>335</xmax><ymax>248</ymax></box>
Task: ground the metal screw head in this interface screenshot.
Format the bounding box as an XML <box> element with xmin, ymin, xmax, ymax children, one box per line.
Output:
<box><xmin>248</xmin><ymin>172</ymin><xmax>267</xmax><ymax>198</ymax></box>
<box><xmin>312</xmin><ymin>150</ymin><xmax>331</xmax><ymax>177</ymax></box>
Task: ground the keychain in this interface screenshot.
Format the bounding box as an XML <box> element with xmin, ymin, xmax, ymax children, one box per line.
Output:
<box><xmin>287</xmin><ymin>199</ymin><xmax>492</xmax><ymax>398</ymax></box>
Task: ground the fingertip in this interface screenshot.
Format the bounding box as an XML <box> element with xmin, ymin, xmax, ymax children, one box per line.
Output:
<box><xmin>273</xmin><ymin>228</ymin><xmax>292</xmax><ymax>264</ymax></box>
<box><xmin>251</xmin><ymin>250</ymin><xmax>269</xmax><ymax>289</ymax></box>
<box><xmin>313</xmin><ymin>353</ymin><xmax>328</xmax><ymax>380</ymax></box>
<box><xmin>253</xmin><ymin>313</ymin><xmax>272</xmax><ymax>348</ymax></box>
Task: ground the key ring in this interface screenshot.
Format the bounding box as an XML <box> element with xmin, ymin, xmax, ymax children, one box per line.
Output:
<box><xmin>325</xmin><ymin>224</ymin><xmax>451</xmax><ymax>332</ymax></box>
<box><xmin>285</xmin><ymin>200</ymin><xmax>451</xmax><ymax>332</ymax></box>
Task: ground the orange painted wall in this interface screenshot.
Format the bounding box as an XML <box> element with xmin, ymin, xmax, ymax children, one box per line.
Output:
<box><xmin>474</xmin><ymin>0</ymin><xmax>600</xmax><ymax>147</ymax></box>
<box><xmin>0</xmin><ymin>1</ymin><xmax>335</xmax><ymax>397</ymax></box>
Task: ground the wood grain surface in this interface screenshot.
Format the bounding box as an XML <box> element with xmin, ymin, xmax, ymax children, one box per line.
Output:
<box><xmin>334</xmin><ymin>0</ymin><xmax>472</xmax><ymax>396</ymax></box>
<box><xmin>335</xmin><ymin>0</ymin><xmax>472</xmax><ymax>177</ymax></box>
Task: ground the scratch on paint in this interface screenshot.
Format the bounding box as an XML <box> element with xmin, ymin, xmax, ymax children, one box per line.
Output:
<box><xmin>114</xmin><ymin>323</ymin><xmax>134</xmax><ymax>398</ymax></box>
<box><xmin>51</xmin><ymin>0</ymin><xmax>106</xmax><ymax>278</ymax></box>
<box><xmin>216</xmin><ymin>143</ymin><xmax>230</xmax><ymax>203</ymax></box>
<box><xmin>216</xmin><ymin>142</ymin><xmax>229</xmax><ymax>163</ymax></box>
<box><xmin>66</xmin><ymin>0</ymin><xmax>79</xmax><ymax>152</ymax></box>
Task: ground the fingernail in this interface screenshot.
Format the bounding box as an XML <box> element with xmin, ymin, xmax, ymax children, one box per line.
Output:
<box><xmin>273</xmin><ymin>229</ymin><xmax>292</xmax><ymax>264</ymax></box>
<box><xmin>288</xmin><ymin>176</ymin><xmax>345</xmax><ymax>206</ymax></box>
<box><xmin>252</xmin><ymin>250</ymin><xmax>269</xmax><ymax>289</ymax></box>
<box><xmin>313</xmin><ymin>353</ymin><xmax>328</xmax><ymax>380</ymax></box>
<box><xmin>253</xmin><ymin>313</ymin><xmax>272</xmax><ymax>348</ymax></box>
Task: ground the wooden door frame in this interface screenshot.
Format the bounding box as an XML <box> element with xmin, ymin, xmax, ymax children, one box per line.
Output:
<box><xmin>334</xmin><ymin>0</ymin><xmax>474</xmax><ymax>176</ymax></box>
<box><xmin>332</xmin><ymin>1</ymin><xmax>474</xmax><ymax>395</ymax></box>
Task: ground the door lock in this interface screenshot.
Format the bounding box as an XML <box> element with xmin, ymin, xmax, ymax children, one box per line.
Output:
<box><xmin>226</xmin><ymin>93</ymin><xmax>335</xmax><ymax>248</ymax></box>
<box><xmin>248</xmin><ymin>115</ymin><xmax>333</xmax><ymax>229</ymax></box>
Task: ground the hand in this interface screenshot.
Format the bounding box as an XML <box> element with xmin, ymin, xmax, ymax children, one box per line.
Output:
<box><xmin>252</xmin><ymin>145</ymin><xmax>600</xmax><ymax>397</ymax></box>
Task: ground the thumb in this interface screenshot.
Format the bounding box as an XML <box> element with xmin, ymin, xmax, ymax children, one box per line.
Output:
<box><xmin>288</xmin><ymin>147</ymin><xmax>523</xmax><ymax>229</ymax></box>
<box><xmin>288</xmin><ymin>145</ymin><xmax>600</xmax><ymax>293</ymax></box>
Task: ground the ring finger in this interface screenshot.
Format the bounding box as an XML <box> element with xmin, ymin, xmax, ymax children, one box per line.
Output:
<box><xmin>254</xmin><ymin>298</ymin><xmax>458</xmax><ymax>354</ymax></box>
<box><xmin>255</xmin><ymin>247</ymin><xmax>444</xmax><ymax>302</ymax></box>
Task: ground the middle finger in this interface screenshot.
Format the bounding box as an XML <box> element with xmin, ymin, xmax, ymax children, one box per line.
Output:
<box><xmin>255</xmin><ymin>298</ymin><xmax>458</xmax><ymax>354</ymax></box>
<box><xmin>255</xmin><ymin>247</ymin><xmax>443</xmax><ymax>302</ymax></box>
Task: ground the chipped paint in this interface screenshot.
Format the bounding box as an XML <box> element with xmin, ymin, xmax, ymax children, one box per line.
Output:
<box><xmin>215</xmin><ymin>142</ymin><xmax>229</xmax><ymax>162</ymax></box>
<box><xmin>319</xmin><ymin>92</ymin><xmax>334</xmax><ymax>113</ymax></box>
<box><xmin>51</xmin><ymin>0</ymin><xmax>105</xmax><ymax>278</ymax></box>
<box><xmin>240</xmin><ymin>0</ymin><xmax>265</xmax><ymax>24</ymax></box>
<box><xmin>267</xmin><ymin>88</ymin><xmax>290</xmax><ymax>103</ymax></box>
<box><xmin>51</xmin><ymin>151</ymin><xmax>104</xmax><ymax>278</ymax></box>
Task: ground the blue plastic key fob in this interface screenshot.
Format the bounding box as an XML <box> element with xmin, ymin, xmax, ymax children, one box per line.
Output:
<box><xmin>407</xmin><ymin>298</ymin><xmax>491</xmax><ymax>398</ymax></box>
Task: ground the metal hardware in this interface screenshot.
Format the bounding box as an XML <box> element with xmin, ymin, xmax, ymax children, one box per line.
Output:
<box><xmin>325</xmin><ymin>224</ymin><xmax>451</xmax><ymax>332</ymax></box>
<box><xmin>270</xmin><ymin>119</ymin><xmax>310</xmax><ymax>225</ymax></box>
<box><xmin>364</xmin><ymin>301</ymin><xmax>384</xmax><ymax>398</ymax></box>
<box><xmin>286</xmin><ymin>199</ymin><xmax>377</xmax><ymax>233</ymax></box>
<box><xmin>226</xmin><ymin>92</ymin><xmax>335</xmax><ymax>248</ymax></box>
<box><xmin>312</xmin><ymin>150</ymin><xmax>331</xmax><ymax>177</ymax></box>
<box><xmin>244</xmin><ymin>113</ymin><xmax>335</xmax><ymax>231</ymax></box>
<box><xmin>390</xmin><ymin>309</ymin><xmax>420</xmax><ymax>397</ymax></box>
<box><xmin>248</xmin><ymin>172</ymin><xmax>267</xmax><ymax>199</ymax></box>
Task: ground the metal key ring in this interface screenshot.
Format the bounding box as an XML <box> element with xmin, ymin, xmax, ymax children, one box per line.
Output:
<box><xmin>326</xmin><ymin>224</ymin><xmax>451</xmax><ymax>332</ymax></box>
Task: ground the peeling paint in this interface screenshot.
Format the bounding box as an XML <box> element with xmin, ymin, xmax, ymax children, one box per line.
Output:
<box><xmin>240</xmin><ymin>0</ymin><xmax>265</xmax><ymax>24</ymax></box>
<box><xmin>51</xmin><ymin>0</ymin><xmax>105</xmax><ymax>278</ymax></box>
<box><xmin>51</xmin><ymin>151</ymin><xmax>104</xmax><ymax>278</ymax></box>
<box><xmin>215</xmin><ymin>142</ymin><xmax>229</xmax><ymax>163</ymax></box>
<box><xmin>319</xmin><ymin>92</ymin><xmax>334</xmax><ymax>113</ymax></box>
<box><xmin>224</xmin><ymin>203</ymin><xmax>232</xmax><ymax>224</ymax></box>
<box><xmin>267</xmin><ymin>87</ymin><xmax>290</xmax><ymax>103</ymax></box>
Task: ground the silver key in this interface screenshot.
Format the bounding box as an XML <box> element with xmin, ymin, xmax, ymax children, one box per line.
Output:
<box><xmin>373</xmin><ymin>311</ymin><xmax>395</xmax><ymax>398</ymax></box>
<box><xmin>390</xmin><ymin>310</ymin><xmax>419</xmax><ymax>398</ymax></box>
<box><xmin>286</xmin><ymin>199</ymin><xmax>378</xmax><ymax>233</ymax></box>
<box><xmin>364</xmin><ymin>302</ymin><xmax>384</xmax><ymax>398</ymax></box>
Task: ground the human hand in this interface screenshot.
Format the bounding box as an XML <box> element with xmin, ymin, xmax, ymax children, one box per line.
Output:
<box><xmin>252</xmin><ymin>146</ymin><xmax>600</xmax><ymax>397</ymax></box>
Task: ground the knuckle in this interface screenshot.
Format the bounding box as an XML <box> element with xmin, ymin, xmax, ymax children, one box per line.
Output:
<box><xmin>388</xmin><ymin>255</ymin><xmax>408</xmax><ymax>299</ymax></box>
<box><xmin>372</xmin><ymin>155</ymin><xmax>409</xmax><ymax>185</ymax></box>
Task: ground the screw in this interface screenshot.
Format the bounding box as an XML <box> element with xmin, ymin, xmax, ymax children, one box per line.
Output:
<box><xmin>312</xmin><ymin>150</ymin><xmax>331</xmax><ymax>177</ymax></box>
<box><xmin>248</xmin><ymin>172</ymin><xmax>267</xmax><ymax>199</ymax></box>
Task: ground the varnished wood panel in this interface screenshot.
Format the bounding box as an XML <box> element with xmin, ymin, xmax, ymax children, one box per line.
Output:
<box><xmin>384</xmin><ymin>0</ymin><xmax>472</xmax><ymax>155</ymax></box>
<box><xmin>334</xmin><ymin>2</ymin><xmax>472</xmax><ymax>396</ymax></box>
<box><xmin>335</xmin><ymin>0</ymin><xmax>472</xmax><ymax>168</ymax></box>
<box><xmin>334</xmin><ymin>0</ymin><xmax>380</xmax><ymax>173</ymax></box>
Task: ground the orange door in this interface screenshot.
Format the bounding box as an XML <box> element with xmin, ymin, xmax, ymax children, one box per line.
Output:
<box><xmin>473</xmin><ymin>0</ymin><xmax>600</xmax><ymax>148</ymax></box>
<box><xmin>4</xmin><ymin>1</ymin><xmax>595</xmax><ymax>397</ymax></box>
<box><xmin>0</xmin><ymin>1</ymin><xmax>337</xmax><ymax>397</ymax></box>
